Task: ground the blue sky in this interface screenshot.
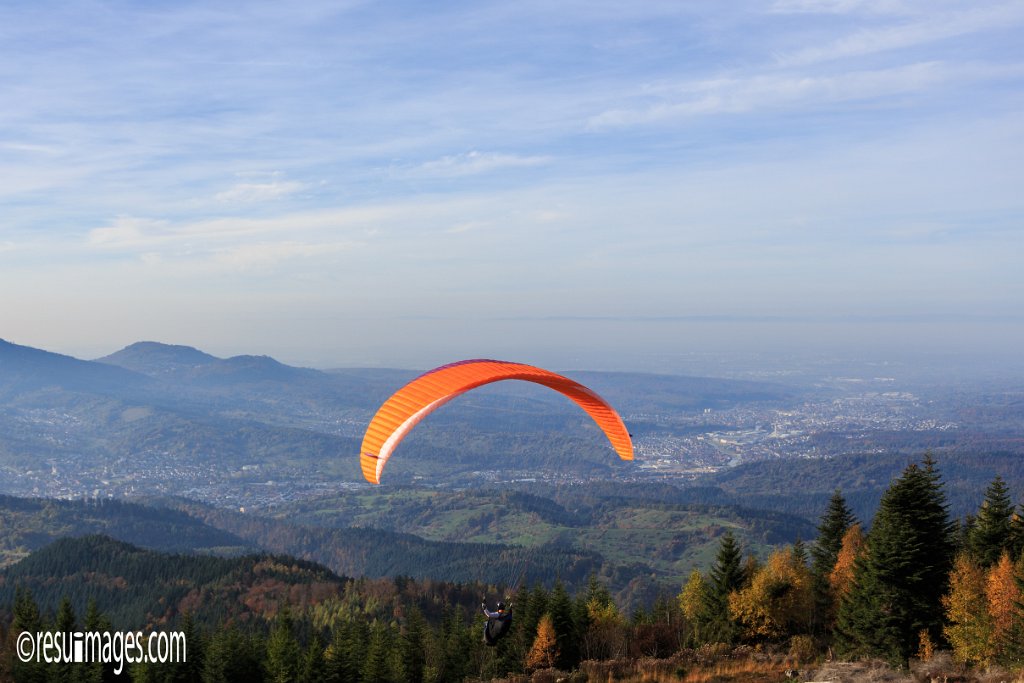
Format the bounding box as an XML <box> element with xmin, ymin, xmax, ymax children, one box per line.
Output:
<box><xmin>1</xmin><ymin>0</ymin><xmax>1022</xmax><ymax>370</ymax></box>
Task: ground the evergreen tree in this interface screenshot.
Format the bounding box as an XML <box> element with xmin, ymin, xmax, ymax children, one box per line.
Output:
<box><xmin>1007</xmin><ymin>506</ymin><xmax>1024</xmax><ymax>561</ymax></box>
<box><xmin>163</xmin><ymin>610</ymin><xmax>205</xmax><ymax>683</ymax></box>
<box><xmin>362</xmin><ymin>624</ymin><xmax>392</xmax><ymax>683</ymax></box>
<box><xmin>792</xmin><ymin>538</ymin><xmax>808</xmax><ymax>568</ymax></box>
<box><xmin>80</xmin><ymin>599</ymin><xmax>110</xmax><ymax>683</ymax></box>
<box><xmin>969</xmin><ymin>476</ymin><xmax>1015</xmax><ymax>567</ymax></box>
<box><xmin>547</xmin><ymin>581</ymin><xmax>578</xmax><ymax>671</ymax></box>
<box><xmin>400</xmin><ymin>607</ymin><xmax>427</xmax><ymax>683</ymax></box>
<box><xmin>835</xmin><ymin>457</ymin><xmax>954</xmax><ymax>665</ymax></box>
<box><xmin>710</xmin><ymin>532</ymin><xmax>745</xmax><ymax>599</ymax></box>
<box><xmin>324</xmin><ymin>620</ymin><xmax>365</xmax><ymax>683</ymax></box>
<box><xmin>202</xmin><ymin>625</ymin><xmax>264</xmax><ymax>683</ymax></box>
<box><xmin>50</xmin><ymin>597</ymin><xmax>76</xmax><ymax>683</ymax></box>
<box><xmin>265</xmin><ymin>608</ymin><xmax>301</xmax><ymax>683</ymax></box>
<box><xmin>298</xmin><ymin>632</ymin><xmax>326</xmax><ymax>683</ymax></box>
<box><xmin>812</xmin><ymin>489</ymin><xmax>857</xmax><ymax>577</ymax></box>
<box><xmin>704</xmin><ymin>531</ymin><xmax>744</xmax><ymax>643</ymax></box>
<box><xmin>811</xmin><ymin>490</ymin><xmax>856</xmax><ymax>635</ymax></box>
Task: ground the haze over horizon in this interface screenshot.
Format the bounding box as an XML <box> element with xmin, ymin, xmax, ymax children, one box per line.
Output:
<box><xmin>2</xmin><ymin>1</ymin><xmax>1021</xmax><ymax>372</ymax></box>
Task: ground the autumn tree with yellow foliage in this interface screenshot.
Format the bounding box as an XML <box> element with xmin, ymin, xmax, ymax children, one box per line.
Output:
<box><xmin>729</xmin><ymin>547</ymin><xmax>814</xmax><ymax>641</ymax></box>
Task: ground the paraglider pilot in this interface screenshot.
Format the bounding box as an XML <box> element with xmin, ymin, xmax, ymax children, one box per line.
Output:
<box><xmin>481</xmin><ymin>600</ymin><xmax>512</xmax><ymax>646</ymax></box>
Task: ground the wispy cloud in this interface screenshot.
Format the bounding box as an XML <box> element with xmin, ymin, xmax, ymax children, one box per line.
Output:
<box><xmin>406</xmin><ymin>151</ymin><xmax>552</xmax><ymax>178</ymax></box>
<box><xmin>1</xmin><ymin>2</ymin><xmax>1021</xmax><ymax>363</ymax></box>
<box><xmin>589</xmin><ymin>61</ymin><xmax>1003</xmax><ymax>128</ymax></box>
<box><xmin>777</xmin><ymin>2</ymin><xmax>1024</xmax><ymax>66</ymax></box>
<box><xmin>215</xmin><ymin>179</ymin><xmax>307</xmax><ymax>202</ymax></box>
<box><xmin>770</xmin><ymin>0</ymin><xmax>923</xmax><ymax>15</ymax></box>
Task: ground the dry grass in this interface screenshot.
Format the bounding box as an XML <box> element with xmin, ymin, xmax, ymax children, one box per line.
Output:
<box><xmin>486</xmin><ymin>649</ymin><xmax>1024</xmax><ymax>683</ymax></box>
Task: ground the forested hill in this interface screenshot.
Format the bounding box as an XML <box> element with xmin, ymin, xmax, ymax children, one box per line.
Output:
<box><xmin>0</xmin><ymin>495</ymin><xmax>253</xmax><ymax>568</ymax></box>
<box><xmin>164</xmin><ymin>498</ymin><xmax>605</xmax><ymax>591</ymax></box>
<box><xmin>695</xmin><ymin>450</ymin><xmax>1024</xmax><ymax>524</ymax></box>
<box><xmin>0</xmin><ymin>535</ymin><xmax>344</xmax><ymax>628</ymax></box>
<box><xmin>0</xmin><ymin>494</ymin><xmax>604</xmax><ymax>601</ymax></box>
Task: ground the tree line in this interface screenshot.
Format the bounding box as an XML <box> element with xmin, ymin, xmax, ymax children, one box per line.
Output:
<box><xmin>2</xmin><ymin>454</ymin><xmax>1023</xmax><ymax>681</ymax></box>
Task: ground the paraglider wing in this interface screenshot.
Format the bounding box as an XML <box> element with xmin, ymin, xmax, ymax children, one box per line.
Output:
<box><xmin>359</xmin><ymin>359</ymin><xmax>633</xmax><ymax>484</ymax></box>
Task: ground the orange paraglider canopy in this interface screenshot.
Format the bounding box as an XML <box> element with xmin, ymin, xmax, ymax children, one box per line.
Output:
<box><xmin>359</xmin><ymin>359</ymin><xmax>634</xmax><ymax>483</ymax></box>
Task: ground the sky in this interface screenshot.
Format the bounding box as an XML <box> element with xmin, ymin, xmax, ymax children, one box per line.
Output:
<box><xmin>1</xmin><ymin>0</ymin><xmax>1022</xmax><ymax>372</ymax></box>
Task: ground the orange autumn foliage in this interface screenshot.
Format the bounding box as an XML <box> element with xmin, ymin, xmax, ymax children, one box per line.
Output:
<box><xmin>829</xmin><ymin>523</ymin><xmax>865</xmax><ymax>604</ymax></box>
<box><xmin>526</xmin><ymin>614</ymin><xmax>559</xmax><ymax>671</ymax></box>
<box><xmin>985</xmin><ymin>551</ymin><xmax>1021</xmax><ymax>643</ymax></box>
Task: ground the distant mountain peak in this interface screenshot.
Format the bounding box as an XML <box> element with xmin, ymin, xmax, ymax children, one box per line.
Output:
<box><xmin>96</xmin><ymin>341</ymin><xmax>219</xmax><ymax>377</ymax></box>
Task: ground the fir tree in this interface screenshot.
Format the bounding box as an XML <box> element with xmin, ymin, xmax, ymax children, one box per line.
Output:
<box><xmin>812</xmin><ymin>489</ymin><xmax>858</xmax><ymax>577</ymax></box>
<box><xmin>547</xmin><ymin>580</ymin><xmax>578</xmax><ymax>670</ymax></box>
<box><xmin>265</xmin><ymin>608</ymin><xmax>301</xmax><ymax>683</ymax></box>
<box><xmin>811</xmin><ymin>489</ymin><xmax>857</xmax><ymax>634</ymax></box>
<box><xmin>704</xmin><ymin>531</ymin><xmax>744</xmax><ymax>643</ymax></box>
<box><xmin>202</xmin><ymin>625</ymin><xmax>263</xmax><ymax>683</ymax></box>
<box><xmin>835</xmin><ymin>457</ymin><xmax>954</xmax><ymax>665</ymax></box>
<box><xmin>1007</xmin><ymin>506</ymin><xmax>1024</xmax><ymax>561</ymax></box>
<box><xmin>51</xmin><ymin>597</ymin><xmax>76</xmax><ymax>683</ymax></box>
<box><xmin>400</xmin><ymin>607</ymin><xmax>427</xmax><ymax>683</ymax></box>
<box><xmin>362</xmin><ymin>624</ymin><xmax>392</xmax><ymax>683</ymax></box>
<box><xmin>969</xmin><ymin>476</ymin><xmax>1015</xmax><ymax>567</ymax></box>
<box><xmin>298</xmin><ymin>632</ymin><xmax>326</xmax><ymax>683</ymax></box>
<box><xmin>81</xmin><ymin>599</ymin><xmax>110</xmax><ymax>683</ymax></box>
<box><xmin>325</xmin><ymin>620</ymin><xmax>366</xmax><ymax>683</ymax></box>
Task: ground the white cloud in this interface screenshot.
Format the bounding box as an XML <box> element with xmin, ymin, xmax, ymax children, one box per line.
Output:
<box><xmin>769</xmin><ymin>0</ymin><xmax>919</xmax><ymax>15</ymax></box>
<box><xmin>410</xmin><ymin>151</ymin><xmax>552</xmax><ymax>178</ymax></box>
<box><xmin>214</xmin><ymin>179</ymin><xmax>307</xmax><ymax>202</ymax></box>
<box><xmin>88</xmin><ymin>217</ymin><xmax>173</xmax><ymax>249</ymax></box>
<box><xmin>588</xmin><ymin>61</ymin><xmax>1021</xmax><ymax>128</ymax></box>
<box><xmin>777</xmin><ymin>2</ymin><xmax>1024</xmax><ymax>66</ymax></box>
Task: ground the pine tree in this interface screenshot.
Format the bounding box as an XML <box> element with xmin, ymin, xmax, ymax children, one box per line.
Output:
<box><xmin>203</xmin><ymin>625</ymin><xmax>263</xmax><ymax>683</ymax></box>
<box><xmin>548</xmin><ymin>580</ymin><xmax>578</xmax><ymax>670</ymax></box>
<box><xmin>520</xmin><ymin>584</ymin><xmax>549</xmax><ymax>648</ymax></box>
<box><xmin>812</xmin><ymin>489</ymin><xmax>858</xmax><ymax>577</ymax></box>
<box><xmin>1008</xmin><ymin>506</ymin><xmax>1024</xmax><ymax>561</ymax></box>
<box><xmin>325</xmin><ymin>620</ymin><xmax>366</xmax><ymax>683</ymax></box>
<box><xmin>400</xmin><ymin>607</ymin><xmax>427</xmax><ymax>683</ymax></box>
<box><xmin>704</xmin><ymin>531</ymin><xmax>744</xmax><ymax>643</ymax></box>
<box><xmin>969</xmin><ymin>476</ymin><xmax>1015</xmax><ymax>567</ymax></box>
<box><xmin>81</xmin><ymin>599</ymin><xmax>109</xmax><ymax>683</ymax></box>
<box><xmin>362</xmin><ymin>624</ymin><xmax>392</xmax><ymax>683</ymax></box>
<box><xmin>792</xmin><ymin>538</ymin><xmax>808</xmax><ymax>568</ymax></box>
<box><xmin>835</xmin><ymin>457</ymin><xmax>954</xmax><ymax>665</ymax></box>
<box><xmin>51</xmin><ymin>597</ymin><xmax>76</xmax><ymax>683</ymax></box>
<box><xmin>811</xmin><ymin>490</ymin><xmax>857</xmax><ymax>635</ymax></box>
<box><xmin>299</xmin><ymin>632</ymin><xmax>326</xmax><ymax>683</ymax></box>
<box><xmin>266</xmin><ymin>608</ymin><xmax>301</xmax><ymax>683</ymax></box>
